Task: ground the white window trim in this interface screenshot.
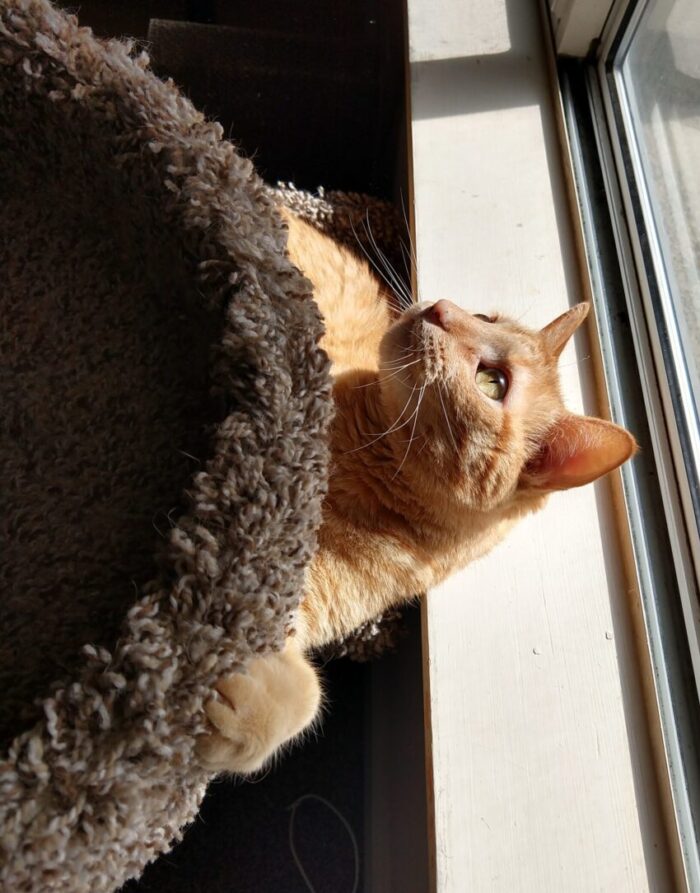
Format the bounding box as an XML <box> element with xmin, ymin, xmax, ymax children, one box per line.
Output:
<box><xmin>407</xmin><ymin>0</ymin><xmax>676</xmax><ymax>889</ymax></box>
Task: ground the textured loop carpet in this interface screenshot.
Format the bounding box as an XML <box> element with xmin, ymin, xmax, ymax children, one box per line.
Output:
<box><xmin>0</xmin><ymin>2</ymin><xmax>332</xmax><ymax>890</ymax></box>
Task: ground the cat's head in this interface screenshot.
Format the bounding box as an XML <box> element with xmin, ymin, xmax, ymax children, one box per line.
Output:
<box><xmin>378</xmin><ymin>300</ymin><xmax>636</xmax><ymax>509</ymax></box>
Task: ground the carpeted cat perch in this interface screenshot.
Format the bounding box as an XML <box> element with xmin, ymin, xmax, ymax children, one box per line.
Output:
<box><xmin>0</xmin><ymin>2</ymin><xmax>401</xmax><ymax>890</ymax></box>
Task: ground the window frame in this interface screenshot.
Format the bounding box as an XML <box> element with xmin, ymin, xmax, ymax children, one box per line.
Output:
<box><xmin>553</xmin><ymin>0</ymin><xmax>700</xmax><ymax>886</ymax></box>
<box><xmin>598</xmin><ymin>0</ymin><xmax>700</xmax><ymax>680</ymax></box>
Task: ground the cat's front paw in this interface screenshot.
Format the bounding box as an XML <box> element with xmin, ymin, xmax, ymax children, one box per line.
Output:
<box><xmin>196</xmin><ymin>644</ymin><xmax>321</xmax><ymax>774</ymax></box>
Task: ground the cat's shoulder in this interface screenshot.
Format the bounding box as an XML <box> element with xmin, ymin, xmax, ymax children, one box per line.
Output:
<box><xmin>281</xmin><ymin>207</ymin><xmax>393</xmax><ymax>374</ymax></box>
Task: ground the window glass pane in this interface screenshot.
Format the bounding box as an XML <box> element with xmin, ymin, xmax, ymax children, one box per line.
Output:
<box><xmin>619</xmin><ymin>0</ymin><xmax>700</xmax><ymax>419</ymax></box>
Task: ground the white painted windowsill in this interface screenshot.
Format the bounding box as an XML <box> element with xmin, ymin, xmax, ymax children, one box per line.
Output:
<box><xmin>406</xmin><ymin>1</ymin><xmax>673</xmax><ymax>890</ymax></box>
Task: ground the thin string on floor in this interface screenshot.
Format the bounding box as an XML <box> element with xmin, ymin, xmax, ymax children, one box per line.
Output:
<box><xmin>287</xmin><ymin>793</ymin><xmax>360</xmax><ymax>893</ymax></box>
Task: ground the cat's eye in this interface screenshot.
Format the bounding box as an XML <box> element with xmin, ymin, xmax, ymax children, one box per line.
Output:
<box><xmin>475</xmin><ymin>365</ymin><xmax>508</xmax><ymax>401</ymax></box>
<box><xmin>474</xmin><ymin>313</ymin><xmax>495</xmax><ymax>323</ymax></box>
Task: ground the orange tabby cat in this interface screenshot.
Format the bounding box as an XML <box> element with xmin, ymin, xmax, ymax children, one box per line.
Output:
<box><xmin>196</xmin><ymin>211</ymin><xmax>636</xmax><ymax>774</ymax></box>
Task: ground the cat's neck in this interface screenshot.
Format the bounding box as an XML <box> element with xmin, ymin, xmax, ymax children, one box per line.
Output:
<box><xmin>298</xmin><ymin>370</ymin><xmax>524</xmax><ymax>649</ymax></box>
<box><xmin>325</xmin><ymin>370</ymin><xmax>455</xmax><ymax>530</ymax></box>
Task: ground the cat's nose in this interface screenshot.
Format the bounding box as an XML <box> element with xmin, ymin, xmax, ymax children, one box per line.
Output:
<box><xmin>423</xmin><ymin>299</ymin><xmax>458</xmax><ymax>331</ymax></box>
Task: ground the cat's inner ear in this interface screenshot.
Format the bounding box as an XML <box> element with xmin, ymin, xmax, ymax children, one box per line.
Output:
<box><xmin>540</xmin><ymin>302</ymin><xmax>589</xmax><ymax>359</ymax></box>
<box><xmin>521</xmin><ymin>414</ymin><xmax>637</xmax><ymax>491</ymax></box>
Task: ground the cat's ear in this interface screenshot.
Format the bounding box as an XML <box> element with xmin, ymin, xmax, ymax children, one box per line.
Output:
<box><xmin>540</xmin><ymin>302</ymin><xmax>589</xmax><ymax>359</ymax></box>
<box><xmin>521</xmin><ymin>413</ymin><xmax>637</xmax><ymax>491</ymax></box>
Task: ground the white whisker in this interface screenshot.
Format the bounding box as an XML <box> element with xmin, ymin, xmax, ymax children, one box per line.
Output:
<box><xmin>352</xmin><ymin>359</ymin><xmax>421</xmax><ymax>389</ymax></box>
<box><xmin>384</xmin><ymin>345</ymin><xmax>423</xmax><ymax>361</ymax></box>
<box><xmin>362</xmin><ymin>212</ymin><xmax>414</xmax><ymax>309</ymax></box>
<box><xmin>399</xmin><ymin>191</ymin><xmax>421</xmax><ymax>302</ymax></box>
<box><xmin>559</xmin><ymin>354</ymin><xmax>591</xmax><ymax>369</ymax></box>
<box><xmin>347</xmin><ymin>383</ymin><xmax>419</xmax><ymax>453</ymax></box>
<box><xmin>348</xmin><ymin>215</ymin><xmax>408</xmax><ymax>309</ymax></box>
<box><xmin>399</xmin><ymin>240</ymin><xmax>414</xmax><ymax>283</ymax></box>
<box><xmin>378</xmin><ymin>348</ymin><xmax>424</xmax><ymax>373</ymax></box>
<box><xmin>415</xmin><ymin>433</ymin><xmax>431</xmax><ymax>457</ymax></box>
<box><xmin>384</xmin><ymin>360</ymin><xmax>421</xmax><ymax>372</ymax></box>
<box><xmin>392</xmin><ymin>383</ymin><xmax>427</xmax><ymax>480</ymax></box>
<box><xmin>514</xmin><ymin>303</ymin><xmax>536</xmax><ymax>324</ymax></box>
<box><xmin>438</xmin><ymin>381</ymin><xmax>459</xmax><ymax>454</ymax></box>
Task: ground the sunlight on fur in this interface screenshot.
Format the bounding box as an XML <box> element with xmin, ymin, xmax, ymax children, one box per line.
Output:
<box><xmin>196</xmin><ymin>209</ymin><xmax>637</xmax><ymax>775</ymax></box>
